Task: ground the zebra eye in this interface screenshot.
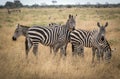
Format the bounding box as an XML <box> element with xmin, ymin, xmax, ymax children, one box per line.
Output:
<box><xmin>16</xmin><ymin>30</ymin><xmax>19</xmax><ymax>33</ymax></box>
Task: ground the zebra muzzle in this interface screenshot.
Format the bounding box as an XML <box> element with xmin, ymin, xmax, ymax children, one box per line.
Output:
<box><xmin>101</xmin><ymin>36</ymin><xmax>105</xmax><ymax>41</ymax></box>
<box><xmin>12</xmin><ymin>37</ymin><xmax>17</xmax><ymax>41</ymax></box>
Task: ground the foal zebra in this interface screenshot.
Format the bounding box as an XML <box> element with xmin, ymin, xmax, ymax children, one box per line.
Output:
<box><xmin>72</xmin><ymin>38</ymin><xmax>112</xmax><ymax>63</ymax></box>
<box><xmin>92</xmin><ymin>39</ymin><xmax>112</xmax><ymax>63</ymax></box>
<box><xmin>26</xmin><ymin>14</ymin><xmax>76</xmax><ymax>58</ymax></box>
<box><xmin>70</xmin><ymin>22</ymin><xmax>110</xmax><ymax>63</ymax></box>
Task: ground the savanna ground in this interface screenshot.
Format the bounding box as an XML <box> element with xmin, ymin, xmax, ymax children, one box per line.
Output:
<box><xmin>0</xmin><ymin>8</ymin><xmax>120</xmax><ymax>79</ymax></box>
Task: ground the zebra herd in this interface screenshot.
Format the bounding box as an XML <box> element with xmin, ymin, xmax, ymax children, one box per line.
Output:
<box><xmin>12</xmin><ymin>14</ymin><xmax>114</xmax><ymax>63</ymax></box>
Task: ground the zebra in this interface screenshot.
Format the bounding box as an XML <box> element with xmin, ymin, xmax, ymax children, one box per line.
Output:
<box><xmin>48</xmin><ymin>14</ymin><xmax>76</xmax><ymax>54</ymax></box>
<box><xmin>25</xmin><ymin>14</ymin><xmax>76</xmax><ymax>58</ymax></box>
<box><xmin>48</xmin><ymin>22</ymin><xmax>70</xmax><ymax>54</ymax></box>
<box><xmin>72</xmin><ymin>38</ymin><xmax>112</xmax><ymax>63</ymax></box>
<box><xmin>12</xmin><ymin>24</ymin><xmax>30</xmax><ymax>41</ymax></box>
<box><xmin>70</xmin><ymin>22</ymin><xmax>110</xmax><ymax>63</ymax></box>
<box><xmin>12</xmin><ymin>24</ymin><xmax>32</xmax><ymax>56</ymax></box>
<box><xmin>12</xmin><ymin>24</ymin><xmax>58</xmax><ymax>55</ymax></box>
<box><xmin>12</xmin><ymin>23</ymin><xmax>54</xmax><ymax>55</ymax></box>
<box><xmin>92</xmin><ymin>39</ymin><xmax>112</xmax><ymax>63</ymax></box>
<box><xmin>48</xmin><ymin>23</ymin><xmax>62</xmax><ymax>54</ymax></box>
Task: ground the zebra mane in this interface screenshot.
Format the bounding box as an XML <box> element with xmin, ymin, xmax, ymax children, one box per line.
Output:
<box><xmin>93</xmin><ymin>28</ymin><xmax>99</xmax><ymax>33</ymax></box>
<box><xmin>92</xmin><ymin>29</ymin><xmax>98</xmax><ymax>33</ymax></box>
<box><xmin>19</xmin><ymin>25</ymin><xmax>30</xmax><ymax>29</ymax></box>
<box><xmin>104</xmin><ymin>39</ymin><xmax>112</xmax><ymax>52</ymax></box>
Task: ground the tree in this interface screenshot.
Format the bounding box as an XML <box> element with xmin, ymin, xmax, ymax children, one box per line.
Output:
<box><xmin>4</xmin><ymin>1</ymin><xmax>15</xmax><ymax>8</ymax></box>
<box><xmin>31</xmin><ymin>4</ymin><xmax>39</xmax><ymax>8</ymax></box>
<box><xmin>87</xmin><ymin>2</ymin><xmax>91</xmax><ymax>5</ymax></box>
<box><xmin>105</xmin><ymin>2</ymin><xmax>109</xmax><ymax>8</ymax></box>
<box><xmin>4</xmin><ymin>0</ymin><xmax>23</xmax><ymax>8</ymax></box>
<box><xmin>52</xmin><ymin>0</ymin><xmax>57</xmax><ymax>5</ymax></box>
<box><xmin>96</xmin><ymin>2</ymin><xmax>101</xmax><ymax>8</ymax></box>
<box><xmin>41</xmin><ymin>2</ymin><xmax>47</xmax><ymax>6</ymax></box>
<box><xmin>14</xmin><ymin>0</ymin><xmax>23</xmax><ymax>8</ymax></box>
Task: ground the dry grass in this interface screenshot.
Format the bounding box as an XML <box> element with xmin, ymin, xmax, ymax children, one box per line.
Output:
<box><xmin>0</xmin><ymin>8</ymin><xmax>120</xmax><ymax>79</ymax></box>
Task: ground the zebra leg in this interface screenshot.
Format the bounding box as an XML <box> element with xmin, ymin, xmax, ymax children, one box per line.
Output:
<box><xmin>60</xmin><ymin>47</ymin><xmax>64</xmax><ymax>57</ymax></box>
<box><xmin>72</xmin><ymin>44</ymin><xmax>76</xmax><ymax>56</ymax></box>
<box><xmin>33</xmin><ymin>44</ymin><xmax>38</xmax><ymax>59</ymax></box>
<box><xmin>64</xmin><ymin>44</ymin><xmax>67</xmax><ymax>56</ymax></box>
<box><xmin>25</xmin><ymin>38</ymin><xmax>32</xmax><ymax>59</ymax></box>
<box><xmin>60</xmin><ymin>47</ymin><xmax>64</xmax><ymax>58</ymax></box>
<box><xmin>50</xmin><ymin>46</ymin><xmax>52</xmax><ymax>54</ymax></box>
<box><xmin>53</xmin><ymin>44</ymin><xmax>59</xmax><ymax>56</ymax></box>
<box><xmin>92</xmin><ymin>47</ymin><xmax>96</xmax><ymax>63</ymax></box>
<box><xmin>60</xmin><ymin>43</ymin><xmax>67</xmax><ymax>57</ymax></box>
<box><xmin>72</xmin><ymin>44</ymin><xmax>83</xmax><ymax>56</ymax></box>
<box><xmin>81</xmin><ymin>47</ymin><xmax>84</xmax><ymax>57</ymax></box>
<box><xmin>101</xmin><ymin>51</ymin><xmax>104</xmax><ymax>61</ymax></box>
<box><xmin>77</xmin><ymin>45</ymin><xmax>84</xmax><ymax>57</ymax></box>
<box><xmin>96</xmin><ymin>48</ymin><xmax>101</xmax><ymax>63</ymax></box>
<box><xmin>72</xmin><ymin>44</ymin><xmax>75</xmax><ymax>53</ymax></box>
<box><xmin>53</xmin><ymin>42</ymin><xmax>64</xmax><ymax>54</ymax></box>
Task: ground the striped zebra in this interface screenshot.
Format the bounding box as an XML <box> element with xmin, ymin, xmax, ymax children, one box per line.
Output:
<box><xmin>12</xmin><ymin>23</ymin><xmax>60</xmax><ymax>41</ymax></box>
<box><xmin>25</xmin><ymin>14</ymin><xmax>76</xmax><ymax>58</ymax></box>
<box><xmin>12</xmin><ymin>24</ymin><xmax>59</xmax><ymax>56</ymax></box>
<box><xmin>70</xmin><ymin>22</ymin><xmax>110</xmax><ymax>63</ymax></box>
<box><xmin>72</xmin><ymin>38</ymin><xmax>112</xmax><ymax>63</ymax></box>
<box><xmin>12</xmin><ymin>24</ymin><xmax>59</xmax><ymax>55</ymax></box>
<box><xmin>48</xmin><ymin>23</ymin><xmax>62</xmax><ymax>54</ymax></box>
<box><xmin>48</xmin><ymin>14</ymin><xmax>76</xmax><ymax>54</ymax></box>
<box><xmin>92</xmin><ymin>39</ymin><xmax>112</xmax><ymax>63</ymax></box>
<box><xmin>48</xmin><ymin>22</ymin><xmax>70</xmax><ymax>54</ymax></box>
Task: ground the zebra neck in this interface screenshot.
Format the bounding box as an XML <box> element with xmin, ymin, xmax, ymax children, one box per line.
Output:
<box><xmin>22</xmin><ymin>28</ymin><xmax>29</xmax><ymax>37</ymax></box>
<box><xmin>63</xmin><ymin>24</ymin><xmax>69</xmax><ymax>30</ymax></box>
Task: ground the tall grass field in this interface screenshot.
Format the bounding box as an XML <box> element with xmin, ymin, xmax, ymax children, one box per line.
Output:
<box><xmin>0</xmin><ymin>8</ymin><xmax>120</xmax><ymax>79</ymax></box>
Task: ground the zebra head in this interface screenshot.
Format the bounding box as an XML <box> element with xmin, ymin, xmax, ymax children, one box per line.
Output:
<box><xmin>97</xmin><ymin>22</ymin><xmax>108</xmax><ymax>41</ymax></box>
<box><xmin>66</xmin><ymin>14</ymin><xmax>76</xmax><ymax>31</ymax></box>
<box><xmin>12</xmin><ymin>24</ymin><xmax>24</xmax><ymax>41</ymax></box>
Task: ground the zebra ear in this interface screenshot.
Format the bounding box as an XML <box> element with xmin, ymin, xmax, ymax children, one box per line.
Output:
<box><xmin>97</xmin><ymin>22</ymin><xmax>100</xmax><ymax>27</ymax></box>
<box><xmin>51</xmin><ymin>23</ymin><xmax>54</xmax><ymax>25</ymax></box>
<box><xmin>49</xmin><ymin>23</ymin><xmax>51</xmax><ymax>26</ymax></box>
<box><xmin>69</xmin><ymin>14</ymin><xmax>72</xmax><ymax>18</ymax></box>
<box><xmin>73</xmin><ymin>14</ymin><xmax>77</xmax><ymax>19</ymax></box>
<box><xmin>17</xmin><ymin>23</ymin><xmax>20</xmax><ymax>28</ymax></box>
<box><xmin>75</xmin><ymin>14</ymin><xmax>77</xmax><ymax>18</ymax></box>
<box><xmin>105</xmin><ymin>22</ymin><xmax>108</xmax><ymax>28</ymax></box>
<box><xmin>71</xmin><ymin>15</ymin><xmax>73</xmax><ymax>18</ymax></box>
